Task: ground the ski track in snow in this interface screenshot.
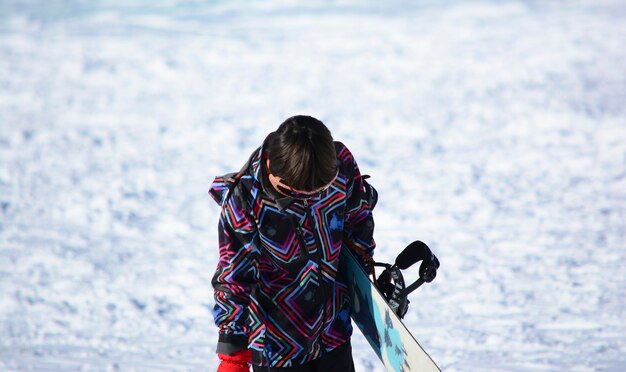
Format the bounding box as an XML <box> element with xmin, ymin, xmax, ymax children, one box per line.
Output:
<box><xmin>1</xmin><ymin>0</ymin><xmax>625</xmax><ymax>371</ymax></box>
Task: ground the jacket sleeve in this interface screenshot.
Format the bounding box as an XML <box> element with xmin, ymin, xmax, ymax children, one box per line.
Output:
<box><xmin>340</xmin><ymin>145</ymin><xmax>376</xmax><ymax>265</ymax></box>
<box><xmin>211</xmin><ymin>183</ymin><xmax>260</xmax><ymax>355</ymax></box>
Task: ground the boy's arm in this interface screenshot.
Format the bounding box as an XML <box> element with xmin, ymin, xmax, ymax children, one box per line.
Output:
<box><xmin>340</xmin><ymin>146</ymin><xmax>376</xmax><ymax>265</ymax></box>
<box><xmin>211</xmin><ymin>185</ymin><xmax>260</xmax><ymax>355</ymax></box>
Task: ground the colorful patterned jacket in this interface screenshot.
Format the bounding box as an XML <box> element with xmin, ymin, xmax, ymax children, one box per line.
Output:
<box><xmin>209</xmin><ymin>141</ymin><xmax>376</xmax><ymax>367</ymax></box>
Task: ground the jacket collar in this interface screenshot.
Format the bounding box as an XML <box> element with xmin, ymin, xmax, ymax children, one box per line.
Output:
<box><xmin>251</xmin><ymin>146</ymin><xmax>298</xmax><ymax>211</ymax></box>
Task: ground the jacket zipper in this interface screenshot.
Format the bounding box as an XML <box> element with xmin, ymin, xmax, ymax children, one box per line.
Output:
<box><xmin>289</xmin><ymin>216</ymin><xmax>310</xmax><ymax>261</ymax></box>
<box><xmin>303</xmin><ymin>199</ymin><xmax>329</xmax><ymax>354</ymax></box>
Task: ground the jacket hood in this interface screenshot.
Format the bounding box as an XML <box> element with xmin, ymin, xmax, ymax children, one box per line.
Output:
<box><xmin>208</xmin><ymin>145</ymin><xmax>298</xmax><ymax>210</ymax></box>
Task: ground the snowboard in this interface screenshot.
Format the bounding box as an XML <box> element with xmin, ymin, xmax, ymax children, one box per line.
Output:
<box><xmin>338</xmin><ymin>247</ymin><xmax>441</xmax><ymax>372</ymax></box>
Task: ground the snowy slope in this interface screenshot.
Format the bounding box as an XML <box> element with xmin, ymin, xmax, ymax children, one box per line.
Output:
<box><xmin>1</xmin><ymin>0</ymin><xmax>625</xmax><ymax>371</ymax></box>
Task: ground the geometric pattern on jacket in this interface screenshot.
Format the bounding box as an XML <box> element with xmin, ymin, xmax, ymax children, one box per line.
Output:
<box><xmin>209</xmin><ymin>141</ymin><xmax>376</xmax><ymax>367</ymax></box>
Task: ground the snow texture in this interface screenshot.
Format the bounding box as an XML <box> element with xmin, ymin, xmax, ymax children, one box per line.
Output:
<box><xmin>1</xmin><ymin>0</ymin><xmax>625</xmax><ymax>371</ymax></box>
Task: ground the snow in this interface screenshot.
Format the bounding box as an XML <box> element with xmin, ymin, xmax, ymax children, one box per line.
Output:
<box><xmin>1</xmin><ymin>0</ymin><xmax>625</xmax><ymax>371</ymax></box>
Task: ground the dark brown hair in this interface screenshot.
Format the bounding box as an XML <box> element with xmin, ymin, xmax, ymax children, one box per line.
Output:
<box><xmin>264</xmin><ymin>115</ymin><xmax>337</xmax><ymax>191</ymax></box>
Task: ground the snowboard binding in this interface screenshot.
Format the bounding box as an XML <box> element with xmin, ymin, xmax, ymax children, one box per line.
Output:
<box><xmin>373</xmin><ymin>241</ymin><xmax>440</xmax><ymax>319</ymax></box>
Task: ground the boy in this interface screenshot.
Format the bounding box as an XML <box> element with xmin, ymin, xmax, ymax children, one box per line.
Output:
<box><xmin>209</xmin><ymin>115</ymin><xmax>376</xmax><ymax>371</ymax></box>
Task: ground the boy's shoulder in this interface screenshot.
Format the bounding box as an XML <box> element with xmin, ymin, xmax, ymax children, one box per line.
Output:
<box><xmin>334</xmin><ymin>141</ymin><xmax>359</xmax><ymax>175</ymax></box>
<box><xmin>209</xmin><ymin>147</ymin><xmax>261</xmax><ymax>206</ymax></box>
